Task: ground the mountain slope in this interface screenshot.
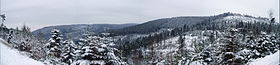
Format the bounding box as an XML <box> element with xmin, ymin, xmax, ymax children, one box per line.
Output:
<box><xmin>32</xmin><ymin>23</ymin><xmax>137</xmax><ymax>40</ymax></box>
<box><xmin>109</xmin><ymin>12</ymin><xmax>269</xmax><ymax>35</ymax></box>
<box><xmin>0</xmin><ymin>38</ymin><xmax>44</xmax><ymax>65</ymax></box>
<box><xmin>109</xmin><ymin>17</ymin><xmax>210</xmax><ymax>35</ymax></box>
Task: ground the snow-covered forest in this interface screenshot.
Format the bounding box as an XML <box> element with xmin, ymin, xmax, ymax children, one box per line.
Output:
<box><xmin>0</xmin><ymin>12</ymin><xmax>279</xmax><ymax>65</ymax></box>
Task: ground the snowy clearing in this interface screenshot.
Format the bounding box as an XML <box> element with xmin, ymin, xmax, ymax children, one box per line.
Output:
<box><xmin>0</xmin><ymin>38</ymin><xmax>45</xmax><ymax>65</ymax></box>
<box><xmin>249</xmin><ymin>51</ymin><xmax>280</xmax><ymax>65</ymax></box>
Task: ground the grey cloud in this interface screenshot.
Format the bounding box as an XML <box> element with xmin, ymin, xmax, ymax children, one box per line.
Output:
<box><xmin>1</xmin><ymin>0</ymin><xmax>279</xmax><ymax>31</ymax></box>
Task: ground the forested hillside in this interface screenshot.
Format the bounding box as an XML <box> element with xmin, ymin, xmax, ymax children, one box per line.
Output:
<box><xmin>1</xmin><ymin>12</ymin><xmax>279</xmax><ymax>65</ymax></box>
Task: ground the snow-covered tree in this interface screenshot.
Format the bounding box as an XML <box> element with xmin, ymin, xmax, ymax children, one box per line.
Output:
<box><xmin>61</xmin><ymin>40</ymin><xmax>76</xmax><ymax>65</ymax></box>
<box><xmin>7</xmin><ymin>30</ymin><xmax>13</xmax><ymax>43</ymax></box>
<box><xmin>18</xmin><ymin>39</ymin><xmax>31</xmax><ymax>52</ymax></box>
<box><xmin>46</xmin><ymin>29</ymin><xmax>63</xmax><ymax>57</ymax></box>
<box><xmin>21</xmin><ymin>24</ymin><xmax>31</xmax><ymax>33</ymax></box>
<box><xmin>201</xmin><ymin>51</ymin><xmax>213</xmax><ymax>64</ymax></box>
<box><xmin>45</xmin><ymin>29</ymin><xmax>63</xmax><ymax>64</ymax></box>
<box><xmin>178</xmin><ymin>35</ymin><xmax>185</xmax><ymax>55</ymax></box>
<box><xmin>219</xmin><ymin>28</ymin><xmax>244</xmax><ymax>65</ymax></box>
<box><xmin>72</xmin><ymin>34</ymin><xmax>127</xmax><ymax>65</ymax></box>
<box><xmin>254</xmin><ymin>32</ymin><xmax>277</xmax><ymax>57</ymax></box>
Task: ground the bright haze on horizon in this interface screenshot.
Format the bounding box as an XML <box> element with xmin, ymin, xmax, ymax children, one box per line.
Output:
<box><xmin>1</xmin><ymin>0</ymin><xmax>279</xmax><ymax>31</ymax></box>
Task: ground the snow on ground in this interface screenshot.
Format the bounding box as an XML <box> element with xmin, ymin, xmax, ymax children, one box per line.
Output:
<box><xmin>223</xmin><ymin>16</ymin><xmax>257</xmax><ymax>22</ymax></box>
<box><xmin>155</xmin><ymin>35</ymin><xmax>199</xmax><ymax>53</ymax></box>
<box><xmin>249</xmin><ymin>51</ymin><xmax>280</xmax><ymax>65</ymax></box>
<box><xmin>0</xmin><ymin>38</ymin><xmax>45</xmax><ymax>65</ymax></box>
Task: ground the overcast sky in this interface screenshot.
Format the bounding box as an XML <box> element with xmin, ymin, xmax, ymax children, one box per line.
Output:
<box><xmin>1</xmin><ymin>0</ymin><xmax>279</xmax><ymax>31</ymax></box>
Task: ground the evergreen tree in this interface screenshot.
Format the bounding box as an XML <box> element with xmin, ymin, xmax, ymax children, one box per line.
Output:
<box><xmin>18</xmin><ymin>39</ymin><xmax>31</xmax><ymax>52</ymax></box>
<box><xmin>73</xmin><ymin>34</ymin><xmax>127</xmax><ymax>65</ymax></box>
<box><xmin>201</xmin><ymin>51</ymin><xmax>212</xmax><ymax>64</ymax></box>
<box><xmin>21</xmin><ymin>24</ymin><xmax>31</xmax><ymax>36</ymax></box>
<box><xmin>7</xmin><ymin>30</ymin><xmax>13</xmax><ymax>43</ymax></box>
<box><xmin>149</xmin><ymin>41</ymin><xmax>157</xmax><ymax>65</ymax></box>
<box><xmin>45</xmin><ymin>29</ymin><xmax>63</xmax><ymax>64</ymax></box>
<box><xmin>61</xmin><ymin>40</ymin><xmax>76</xmax><ymax>65</ymax></box>
<box><xmin>254</xmin><ymin>32</ymin><xmax>277</xmax><ymax>57</ymax></box>
<box><xmin>178</xmin><ymin>35</ymin><xmax>185</xmax><ymax>55</ymax></box>
<box><xmin>220</xmin><ymin>28</ymin><xmax>244</xmax><ymax>65</ymax></box>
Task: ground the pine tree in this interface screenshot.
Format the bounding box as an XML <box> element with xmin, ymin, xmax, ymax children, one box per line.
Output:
<box><xmin>254</xmin><ymin>32</ymin><xmax>277</xmax><ymax>57</ymax></box>
<box><xmin>238</xmin><ymin>31</ymin><xmax>256</xmax><ymax>61</ymax></box>
<box><xmin>45</xmin><ymin>29</ymin><xmax>63</xmax><ymax>64</ymax></box>
<box><xmin>246</xmin><ymin>31</ymin><xmax>256</xmax><ymax>49</ymax></box>
<box><xmin>201</xmin><ymin>51</ymin><xmax>212</xmax><ymax>64</ymax></box>
<box><xmin>73</xmin><ymin>34</ymin><xmax>127</xmax><ymax>65</ymax></box>
<box><xmin>178</xmin><ymin>35</ymin><xmax>185</xmax><ymax>55</ymax></box>
<box><xmin>7</xmin><ymin>30</ymin><xmax>13</xmax><ymax>43</ymax></box>
<box><xmin>61</xmin><ymin>40</ymin><xmax>76</xmax><ymax>65</ymax></box>
<box><xmin>0</xmin><ymin>14</ymin><xmax>6</xmax><ymax>28</ymax></box>
<box><xmin>21</xmin><ymin>24</ymin><xmax>31</xmax><ymax>36</ymax></box>
<box><xmin>47</xmin><ymin>29</ymin><xmax>62</xmax><ymax>57</ymax></box>
<box><xmin>220</xmin><ymin>28</ymin><xmax>244</xmax><ymax>65</ymax></box>
<box><xmin>149</xmin><ymin>41</ymin><xmax>157</xmax><ymax>65</ymax></box>
<box><xmin>18</xmin><ymin>39</ymin><xmax>31</xmax><ymax>52</ymax></box>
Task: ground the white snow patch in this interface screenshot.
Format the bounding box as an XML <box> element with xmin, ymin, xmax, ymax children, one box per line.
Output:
<box><xmin>0</xmin><ymin>39</ymin><xmax>45</xmax><ymax>65</ymax></box>
<box><xmin>222</xmin><ymin>16</ymin><xmax>267</xmax><ymax>23</ymax></box>
<box><xmin>249</xmin><ymin>51</ymin><xmax>280</xmax><ymax>65</ymax></box>
<box><xmin>223</xmin><ymin>16</ymin><xmax>254</xmax><ymax>22</ymax></box>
